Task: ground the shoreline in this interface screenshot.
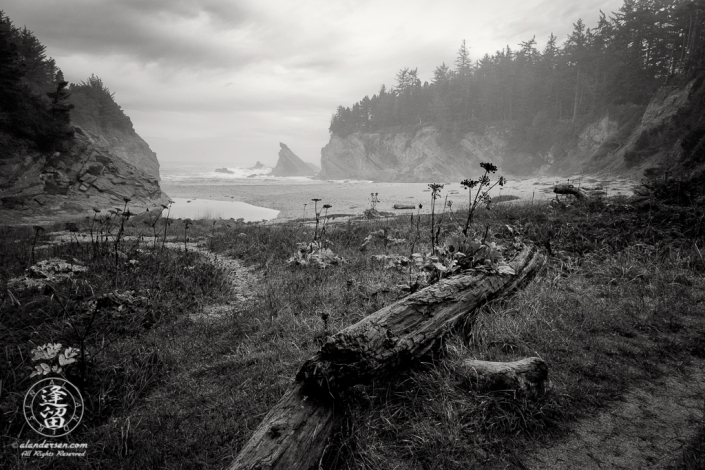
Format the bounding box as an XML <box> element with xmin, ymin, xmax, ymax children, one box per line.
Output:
<box><xmin>160</xmin><ymin>175</ymin><xmax>639</xmax><ymax>221</ymax></box>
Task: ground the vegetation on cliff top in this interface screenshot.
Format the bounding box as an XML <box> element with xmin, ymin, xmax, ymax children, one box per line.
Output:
<box><xmin>0</xmin><ymin>11</ymin><xmax>73</xmax><ymax>152</ymax></box>
<box><xmin>0</xmin><ymin>10</ymin><xmax>137</xmax><ymax>154</ymax></box>
<box><xmin>329</xmin><ymin>0</ymin><xmax>705</xmax><ymax>168</ymax></box>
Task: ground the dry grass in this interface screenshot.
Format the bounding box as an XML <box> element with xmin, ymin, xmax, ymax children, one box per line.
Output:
<box><xmin>2</xmin><ymin>190</ymin><xmax>704</xmax><ymax>469</ymax></box>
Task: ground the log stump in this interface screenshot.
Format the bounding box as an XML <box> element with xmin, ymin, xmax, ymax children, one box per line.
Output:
<box><xmin>458</xmin><ymin>357</ymin><xmax>548</xmax><ymax>400</ymax></box>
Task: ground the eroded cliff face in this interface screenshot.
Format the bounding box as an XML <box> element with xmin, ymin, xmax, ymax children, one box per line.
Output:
<box><xmin>72</xmin><ymin>122</ymin><xmax>161</xmax><ymax>180</ymax></box>
<box><xmin>319</xmin><ymin>126</ymin><xmax>512</xmax><ymax>182</ymax></box>
<box><xmin>0</xmin><ymin>127</ymin><xmax>168</xmax><ymax>223</ymax></box>
<box><xmin>319</xmin><ymin>77</ymin><xmax>700</xmax><ymax>181</ymax></box>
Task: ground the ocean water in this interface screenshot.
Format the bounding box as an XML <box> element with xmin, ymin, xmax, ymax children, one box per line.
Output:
<box><xmin>160</xmin><ymin>164</ymin><xmax>373</xmax><ymax>220</ymax></box>
<box><xmin>159</xmin><ymin>164</ymin><xmax>639</xmax><ymax>221</ymax></box>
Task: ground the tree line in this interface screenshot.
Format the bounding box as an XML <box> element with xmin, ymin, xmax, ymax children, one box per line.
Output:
<box><xmin>329</xmin><ymin>0</ymin><xmax>705</xmax><ymax>140</ymax></box>
<box><xmin>0</xmin><ymin>10</ymin><xmax>132</xmax><ymax>152</ymax></box>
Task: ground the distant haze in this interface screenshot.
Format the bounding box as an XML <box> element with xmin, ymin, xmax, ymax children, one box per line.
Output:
<box><xmin>3</xmin><ymin>0</ymin><xmax>624</xmax><ymax>169</ymax></box>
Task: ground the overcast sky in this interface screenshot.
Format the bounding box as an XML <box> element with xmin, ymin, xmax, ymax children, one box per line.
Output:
<box><xmin>4</xmin><ymin>0</ymin><xmax>625</xmax><ymax>170</ymax></box>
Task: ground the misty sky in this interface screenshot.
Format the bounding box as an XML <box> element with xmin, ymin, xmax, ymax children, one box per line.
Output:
<box><xmin>3</xmin><ymin>0</ymin><xmax>625</xmax><ymax>169</ymax></box>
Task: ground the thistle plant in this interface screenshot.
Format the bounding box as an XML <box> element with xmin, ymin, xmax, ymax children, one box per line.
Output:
<box><xmin>114</xmin><ymin>198</ymin><xmax>132</xmax><ymax>276</ymax></box>
<box><xmin>30</xmin><ymin>225</ymin><xmax>44</xmax><ymax>265</ymax></box>
<box><xmin>428</xmin><ymin>183</ymin><xmax>444</xmax><ymax>254</ymax></box>
<box><xmin>461</xmin><ymin>162</ymin><xmax>506</xmax><ymax>237</ymax></box>
<box><xmin>161</xmin><ymin>201</ymin><xmax>173</xmax><ymax>251</ymax></box>
<box><xmin>90</xmin><ymin>207</ymin><xmax>101</xmax><ymax>253</ymax></box>
<box><xmin>311</xmin><ymin>198</ymin><xmax>321</xmax><ymax>242</ymax></box>
<box><xmin>183</xmin><ymin>218</ymin><xmax>193</xmax><ymax>250</ymax></box>
<box><xmin>321</xmin><ymin>204</ymin><xmax>332</xmax><ymax>247</ymax></box>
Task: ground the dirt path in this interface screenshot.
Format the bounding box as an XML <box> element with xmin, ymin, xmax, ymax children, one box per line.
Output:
<box><xmin>161</xmin><ymin>241</ymin><xmax>259</xmax><ymax>322</ymax></box>
<box><xmin>524</xmin><ymin>360</ymin><xmax>705</xmax><ymax>469</ymax></box>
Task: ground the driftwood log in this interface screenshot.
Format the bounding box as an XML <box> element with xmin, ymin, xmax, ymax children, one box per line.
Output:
<box><xmin>553</xmin><ymin>184</ymin><xmax>590</xmax><ymax>200</ymax></box>
<box><xmin>229</xmin><ymin>244</ymin><xmax>545</xmax><ymax>470</ymax></box>
<box><xmin>227</xmin><ymin>383</ymin><xmax>336</xmax><ymax>470</ymax></box>
<box><xmin>393</xmin><ymin>203</ymin><xmax>416</xmax><ymax>209</ymax></box>
<box><xmin>458</xmin><ymin>357</ymin><xmax>548</xmax><ymax>399</ymax></box>
<box><xmin>297</xmin><ymin>244</ymin><xmax>545</xmax><ymax>391</ymax></box>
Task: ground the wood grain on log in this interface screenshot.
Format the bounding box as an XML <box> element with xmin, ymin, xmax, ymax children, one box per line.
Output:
<box><xmin>458</xmin><ymin>357</ymin><xmax>548</xmax><ymax>399</ymax></box>
<box><xmin>553</xmin><ymin>184</ymin><xmax>589</xmax><ymax>200</ymax></box>
<box><xmin>297</xmin><ymin>244</ymin><xmax>545</xmax><ymax>392</ymax></box>
<box><xmin>228</xmin><ymin>382</ymin><xmax>336</xmax><ymax>470</ymax></box>
<box><xmin>393</xmin><ymin>204</ymin><xmax>416</xmax><ymax>209</ymax></box>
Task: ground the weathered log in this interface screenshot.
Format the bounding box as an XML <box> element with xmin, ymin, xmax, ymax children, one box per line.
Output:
<box><xmin>393</xmin><ymin>203</ymin><xmax>416</xmax><ymax>209</ymax></box>
<box><xmin>458</xmin><ymin>357</ymin><xmax>548</xmax><ymax>400</ymax></box>
<box><xmin>228</xmin><ymin>382</ymin><xmax>336</xmax><ymax>470</ymax></box>
<box><xmin>296</xmin><ymin>244</ymin><xmax>545</xmax><ymax>392</ymax></box>
<box><xmin>553</xmin><ymin>184</ymin><xmax>590</xmax><ymax>200</ymax></box>
<box><xmin>230</xmin><ymin>245</ymin><xmax>544</xmax><ymax>470</ymax></box>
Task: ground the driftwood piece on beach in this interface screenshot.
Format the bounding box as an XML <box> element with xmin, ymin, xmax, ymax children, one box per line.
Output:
<box><xmin>297</xmin><ymin>244</ymin><xmax>545</xmax><ymax>392</ymax></box>
<box><xmin>229</xmin><ymin>244</ymin><xmax>545</xmax><ymax>470</ymax></box>
<box><xmin>458</xmin><ymin>357</ymin><xmax>548</xmax><ymax>400</ymax></box>
<box><xmin>227</xmin><ymin>383</ymin><xmax>336</xmax><ymax>470</ymax></box>
<box><xmin>393</xmin><ymin>203</ymin><xmax>416</xmax><ymax>210</ymax></box>
<box><xmin>553</xmin><ymin>184</ymin><xmax>590</xmax><ymax>200</ymax></box>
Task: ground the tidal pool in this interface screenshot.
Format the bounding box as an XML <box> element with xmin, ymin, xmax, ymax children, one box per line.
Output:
<box><xmin>164</xmin><ymin>198</ymin><xmax>279</xmax><ymax>221</ymax></box>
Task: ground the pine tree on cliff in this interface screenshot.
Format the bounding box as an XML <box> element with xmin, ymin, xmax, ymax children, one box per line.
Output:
<box><xmin>455</xmin><ymin>40</ymin><xmax>472</xmax><ymax>75</ymax></box>
<box><xmin>46</xmin><ymin>70</ymin><xmax>74</xmax><ymax>123</ymax></box>
<box><xmin>0</xmin><ymin>11</ymin><xmax>24</xmax><ymax>114</ymax></box>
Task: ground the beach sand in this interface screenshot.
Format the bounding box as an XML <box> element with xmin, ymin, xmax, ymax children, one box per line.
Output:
<box><xmin>160</xmin><ymin>175</ymin><xmax>639</xmax><ymax>221</ymax></box>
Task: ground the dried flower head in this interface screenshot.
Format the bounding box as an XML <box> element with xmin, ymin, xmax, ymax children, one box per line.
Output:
<box><xmin>461</xmin><ymin>179</ymin><xmax>478</xmax><ymax>189</ymax></box>
<box><xmin>480</xmin><ymin>162</ymin><xmax>498</xmax><ymax>173</ymax></box>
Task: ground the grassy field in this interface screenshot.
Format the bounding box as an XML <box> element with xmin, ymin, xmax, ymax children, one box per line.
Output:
<box><xmin>1</xmin><ymin>177</ymin><xmax>704</xmax><ymax>469</ymax></box>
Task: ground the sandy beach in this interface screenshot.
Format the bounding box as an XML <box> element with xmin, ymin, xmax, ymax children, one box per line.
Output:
<box><xmin>160</xmin><ymin>175</ymin><xmax>640</xmax><ymax>221</ymax></box>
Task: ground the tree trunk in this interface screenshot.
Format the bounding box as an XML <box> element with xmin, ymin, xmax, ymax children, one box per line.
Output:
<box><xmin>297</xmin><ymin>244</ymin><xmax>545</xmax><ymax>392</ymax></box>
<box><xmin>553</xmin><ymin>184</ymin><xmax>590</xmax><ymax>200</ymax></box>
<box><xmin>227</xmin><ymin>382</ymin><xmax>337</xmax><ymax>470</ymax></box>
<box><xmin>457</xmin><ymin>357</ymin><xmax>548</xmax><ymax>400</ymax></box>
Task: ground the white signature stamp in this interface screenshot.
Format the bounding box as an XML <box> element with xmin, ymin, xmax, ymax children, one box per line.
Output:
<box><xmin>23</xmin><ymin>377</ymin><xmax>84</xmax><ymax>438</ymax></box>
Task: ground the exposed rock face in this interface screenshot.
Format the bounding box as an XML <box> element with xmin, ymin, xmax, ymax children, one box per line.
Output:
<box><xmin>71</xmin><ymin>122</ymin><xmax>161</xmax><ymax>180</ymax></box>
<box><xmin>320</xmin><ymin>77</ymin><xmax>701</xmax><ymax>181</ymax></box>
<box><xmin>215</xmin><ymin>167</ymin><xmax>234</xmax><ymax>174</ymax></box>
<box><xmin>250</xmin><ymin>161</ymin><xmax>267</xmax><ymax>170</ymax></box>
<box><xmin>0</xmin><ymin>127</ymin><xmax>168</xmax><ymax>223</ymax></box>
<box><xmin>271</xmin><ymin>143</ymin><xmax>316</xmax><ymax>177</ymax></box>
<box><xmin>319</xmin><ymin>126</ymin><xmax>507</xmax><ymax>182</ymax></box>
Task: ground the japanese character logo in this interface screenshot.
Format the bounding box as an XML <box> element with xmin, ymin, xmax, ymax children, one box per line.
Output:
<box><xmin>23</xmin><ymin>378</ymin><xmax>84</xmax><ymax>437</ymax></box>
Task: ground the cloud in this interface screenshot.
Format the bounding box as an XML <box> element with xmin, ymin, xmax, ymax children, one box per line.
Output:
<box><xmin>2</xmin><ymin>0</ymin><xmax>627</xmax><ymax>168</ymax></box>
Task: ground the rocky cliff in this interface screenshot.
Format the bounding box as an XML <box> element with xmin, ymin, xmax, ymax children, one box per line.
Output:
<box><xmin>319</xmin><ymin>126</ymin><xmax>516</xmax><ymax>182</ymax></box>
<box><xmin>271</xmin><ymin>143</ymin><xmax>316</xmax><ymax>177</ymax></box>
<box><xmin>69</xmin><ymin>121</ymin><xmax>161</xmax><ymax>180</ymax></box>
<box><xmin>0</xmin><ymin>127</ymin><xmax>169</xmax><ymax>224</ymax></box>
<box><xmin>319</xmin><ymin>76</ymin><xmax>703</xmax><ymax>181</ymax></box>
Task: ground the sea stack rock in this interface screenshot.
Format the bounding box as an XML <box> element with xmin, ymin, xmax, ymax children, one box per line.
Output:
<box><xmin>250</xmin><ymin>161</ymin><xmax>267</xmax><ymax>170</ymax></box>
<box><xmin>271</xmin><ymin>143</ymin><xmax>317</xmax><ymax>177</ymax></box>
<box><xmin>215</xmin><ymin>167</ymin><xmax>234</xmax><ymax>174</ymax></box>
